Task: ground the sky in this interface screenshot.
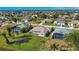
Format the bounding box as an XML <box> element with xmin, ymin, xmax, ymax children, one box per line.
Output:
<box><xmin>0</xmin><ymin>0</ymin><xmax>79</xmax><ymax>7</ymax></box>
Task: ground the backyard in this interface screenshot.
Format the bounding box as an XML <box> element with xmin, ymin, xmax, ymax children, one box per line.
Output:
<box><xmin>0</xmin><ymin>33</ymin><xmax>47</xmax><ymax>51</ymax></box>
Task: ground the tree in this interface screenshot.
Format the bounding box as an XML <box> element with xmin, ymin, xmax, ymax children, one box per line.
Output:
<box><xmin>74</xmin><ymin>15</ymin><xmax>79</xmax><ymax>20</ymax></box>
<box><xmin>65</xmin><ymin>31</ymin><xmax>79</xmax><ymax>50</ymax></box>
<box><xmin>50</xmin><ymin>43</ymin><xmax>59</xmax><ymax>51</ymax></box>
<box><xmin>53</xmin><ymin>13</ymin><xmax>59</xmax><ymax>19</ymax></box>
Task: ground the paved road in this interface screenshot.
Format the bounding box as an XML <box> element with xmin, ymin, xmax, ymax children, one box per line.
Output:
<box><xmin>31</xmin><ymin>23</ymin><xmax>79</xmax><ymax>30</ymax></box>
<box><xmin>31</xmin><ymin>23</ymin><xmax>56</xmax><ymax>27</ymax></box>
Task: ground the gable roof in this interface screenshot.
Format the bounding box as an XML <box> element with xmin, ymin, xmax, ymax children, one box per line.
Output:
<box><xmin>55</xmin><ymin>20</ymin><xmax>65</xmax><ymax>23</ymax></box>
<box><xmin>17</xmin><ymin>22</ymin><xmax>31</xmax><ymax>28</ymax></box>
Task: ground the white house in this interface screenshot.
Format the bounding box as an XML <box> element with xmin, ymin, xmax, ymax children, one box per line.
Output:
<box><xmin>54</xmin><ymin>20</ymin><xmax>65</xmax><ymax>26</ymax></box>
<box><xmin>68</xmin><ymin>21</ymin><xmax>79</xmax><ymax>28</ymax></box>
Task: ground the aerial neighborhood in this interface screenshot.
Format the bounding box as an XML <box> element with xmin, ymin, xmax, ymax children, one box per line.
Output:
<box><xmin>0</xmin><ymin>11</ymin><xmax>79</xmax><ymax>51</ymax></box>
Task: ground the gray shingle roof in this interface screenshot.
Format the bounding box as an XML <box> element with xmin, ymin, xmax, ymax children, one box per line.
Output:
<box><xmin>55</xmin><ymin>20</ymin><xmax>65</xmax><ymax>23</ymax></box>
<box><xmin>52</xmin><ymin>27</ymin><xmax>74</xmax><ymax>35</ymax></box>
<box><xmin>29</xmin><ymin>26</ymin><xmax>50</xmax><ymax>36</ymax></box>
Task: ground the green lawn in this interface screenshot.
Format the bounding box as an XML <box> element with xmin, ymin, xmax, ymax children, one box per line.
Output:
<box><xmin>28</xmin><ymin>21</ymin><xmax>40</xmax><ymax>24</ymax></box>
<box><xmin>0</xmin><ymin>33</ymin><xmax>47</xmax><ymax>51</ymax></box>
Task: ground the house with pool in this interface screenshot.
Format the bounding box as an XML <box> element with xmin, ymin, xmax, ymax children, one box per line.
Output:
<box><xmin>52</xmin><ymin>27</ymin><xmax>74</xmax><ymax>39</ymax></box>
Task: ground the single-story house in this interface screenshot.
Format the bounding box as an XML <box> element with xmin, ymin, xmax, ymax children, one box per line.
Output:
<box><xmin>17</xmin><ymin>22</ymin><xmax>31</xmax><ymax>28</ymax></box>
<box><xmin>31</xmin><ymin>14</ymin><xmax>37</xmax><ymax>18</ymax></box>
<box><xmin>22</xmin><ymin>17</ymin><xmax>31</xmax><ymax>23</ymax></box>
<box><xmin>11</xmin><ymin>22</ymin><xmax>17</xmax><ymax>27</ymax></box>
<box><xmin>0</xmin><ymin>16</ymin><xmax>7</xmax><ymax>21</ymax></box>
<box><xmin>17</xmin><ymin>22</ymin><xmax>32</xmax><ymax>32</ymax></box>
<box><xmin>2</xmin><ymin>21</ymin><xmax>17</xmax><ymax>27</ymax></box>
<box><xmin>44</xmin><ymin>19</ymin><xmax>53</xmax><ymax>23</ymax></box>
<box><xmin>0</xmin><ymin>21</ymin><xmax>3</xmax><ymax>27</ymax></box>
<box><xmin>23</xmin><ymin>19</ymin><xmax>29</xmax><ymax>23</ymax></box>
<box><xmin>68</xmin><ymin>21</ymin><xmax>79</xmax><ymax>28</ymax></box>
<box><xmin>17</xmin><ymin>23</ymin><xmax>27</xmax><ymax>29</ymax></box>
<box><xmin>54</xmin><ymin>20</ymin><xmax>65</xmax><ymax>26</ymax></box>
<box><xmin>52</xmin><ymin>27</ymin><xmax>74</xmax><ymax>39</ymax></box>
<box><xmin>29</xmin><ymin>26</ymin><xmax>51</xmax><ymax>36</ymax></box>
<box><xmin>11</xmin><ymin>22</ymin><xmax>32</xmax><ymax>34</ymax></box>
<box><xmin>62</xmin><ymin>15</ymin><xmax>69</xmax><ymax>19</ymax></box>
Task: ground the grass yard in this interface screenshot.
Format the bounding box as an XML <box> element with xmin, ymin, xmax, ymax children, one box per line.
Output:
<box><xmin>43</xmin><ymin>23</ymin><xmax>57</xmax><ymax>26</ymax></box>
<box><xmin>41</xmin><ymin>38</ymin><xmax>75</xmax><ymax>51</ymax></box>
<box><xmin>0</xmin><ymin>33</ymin><xmax>47</xmax><ymax>51</ymax></box>
<box><xmin>28</xmin><ymin>21</ymin><xmax>41</xmax><ymax>24</ymax></box>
